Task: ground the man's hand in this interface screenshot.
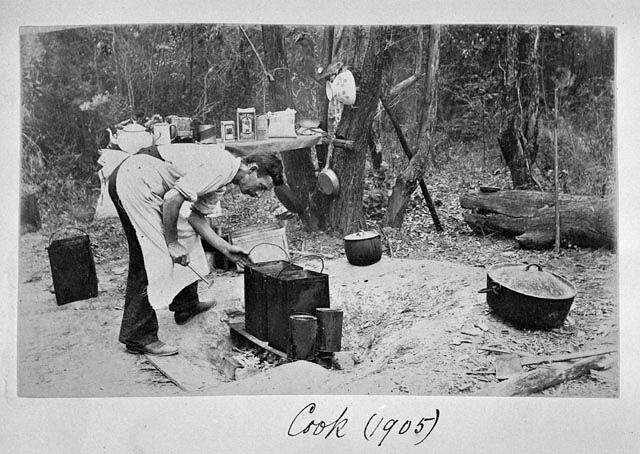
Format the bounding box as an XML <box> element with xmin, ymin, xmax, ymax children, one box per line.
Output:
<box><xmin>224</xmin><ymin>245</ymin><xmax>251</xmax><ymax>267</ymax></box>
<box><xmin>167</xmin><ymin>241</ymin><xmax>190</xmax><ymax>266</ymax></box>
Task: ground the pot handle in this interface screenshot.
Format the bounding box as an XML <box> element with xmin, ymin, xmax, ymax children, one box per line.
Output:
<box><xmin>478</xmin><ymin>283</ymin><xmax>501</xmax><ymax>295</ymax></box>
<box><xmin>275</xmin><ymin>254</ymin><xmax>325</xmax><ymax>279</ymax></box>
<box><xmin>347</xmin><ymin>219</ymin><xmax>374</xmax><ymax>235</ymax></box>
<box><xmin>321</xmin><ymin>138</ymin><xmax>334</xmax><ymax>173</ymax></box>
<box><xmin>525</xmin><ymin>263</ymin><xmax>543</xmax><ymax>272</ymax></box>
<box><xmin>246</xmin><ymin>242</ymin><xmax>291</xmax><ymax>264</ymax></box>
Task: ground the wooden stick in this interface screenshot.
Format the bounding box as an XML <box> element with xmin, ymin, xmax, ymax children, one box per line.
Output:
<box><xmin>553</xmin><ymin>87</ymin><xmax>560</xmax><ymax>254</ymax></box>
<box><xmin>379</xmin><ymin>96</ymin><xmax>443</xmax><ymax>231</ymax></box>
<box><xmin>239</xmin><ymin>26</ymin><xmax>274</xmax><ymax>82</ymax></box>
<box><xmin>320</xmin><ymin>136</ymin><xmax>354</xmax><ymax>150</ymax></box>
<box><xmin>519</xmin><ymin>348</ymin><xmax>617</xmax><ymax>366</ymax></box>
<box><xmin>472</xmin><ymin>355</ymin><xmax>606</xmax><ymax>397</ymax></box>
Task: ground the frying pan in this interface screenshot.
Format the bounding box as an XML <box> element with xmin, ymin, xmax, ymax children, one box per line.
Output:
<box><xmin>317</xmin><ymin>140</ymin><xmax>339</xmax><ymax>196</ymax></box>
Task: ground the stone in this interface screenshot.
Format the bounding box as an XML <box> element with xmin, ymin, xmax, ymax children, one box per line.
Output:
<box><xmin>332</xmin><ymin>351</ymin><xmax>357</xmax><ymax>370</ymax></box>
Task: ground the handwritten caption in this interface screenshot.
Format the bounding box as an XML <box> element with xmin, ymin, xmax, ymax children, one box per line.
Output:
<box><xmin>287</xmin><ymin>402</ymin><xmax>440</xmax><ymax>447</ymax></box>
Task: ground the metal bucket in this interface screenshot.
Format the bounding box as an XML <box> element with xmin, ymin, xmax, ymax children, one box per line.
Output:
<box><xmin>47</xmin><ymin>228</ymin><xmax>98</xmax><ymax>305</ymax></box>
<box><xmin>288</xmin><ymin>314</ymin><xmax>318</xmax><ymax>361</ymax></box>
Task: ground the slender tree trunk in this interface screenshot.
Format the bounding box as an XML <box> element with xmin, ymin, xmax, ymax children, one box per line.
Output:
<box><xmin>415</xmin><ymin>25</ymin><xmax>440</xmax><ymax>160</ymax></box>
<box><xmin>384</xmin><ymin>25</ymin><xmax>441</xmax><ymax>228</ymax></box>
<box><xmin>324</xmin><ymin>26</ymin><xmax>388</xmax><ymax>234</ymax></box>
<box><xmin>497</xmin><ymin>26</ymin><xmax>542</xmax><ymax>189</ymax></box>
<box><xmin>261</xmin><ymin>25</ymin><xmax>317</xmax><ymax>228</ymax></box>
<box><xmin>308</xmin><ymin>26</ymin><xmax>335</xmax><ymax>230</ymax></box>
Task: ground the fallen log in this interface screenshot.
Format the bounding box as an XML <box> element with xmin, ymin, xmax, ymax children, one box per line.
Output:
<box><xmin>460</xmin><ymin>190</ymin><xmax>615</xmax><ymax>250</ymax></box>
<box><xmin>472</xmin><ymin>354</ymin><xmax>607</xmax><ymax>397</ymax></box>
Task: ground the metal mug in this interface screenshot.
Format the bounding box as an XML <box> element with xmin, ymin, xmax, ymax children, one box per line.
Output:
<box><xmin>152</xmin><ymin>123</ymin><xmax>177</xmax><ymax>145</ymax></box>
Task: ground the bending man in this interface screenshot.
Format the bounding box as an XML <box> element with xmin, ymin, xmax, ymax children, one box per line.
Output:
<box><xmin>108</xmin><ymin>143</ymin><xmax>284</xmax><ymax>356</ymax></box>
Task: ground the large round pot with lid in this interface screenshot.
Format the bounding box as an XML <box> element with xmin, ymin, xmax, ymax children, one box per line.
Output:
<box><xmin>479</xmin><ymin>263</ymin><xmax>577</xmax><ymax>329</ymax></box>
<box><xmin>344</xmin><ymin>222</ymin><xmax>382</xmax><ymax>266</ymax></box>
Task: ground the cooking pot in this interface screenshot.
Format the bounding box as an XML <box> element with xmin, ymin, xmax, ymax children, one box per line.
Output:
<box><xmin>479</xmin><ymin>263</ymin><xmax>577</xmax><ymax>329</ymax></box>
<box><xmin>107</xmin><ymin>122</ymin><xmax>154</xmax><ymax>154</ymax></box>
<box><xmin>343</xmin><ymin>221</ymin><xmax>382</xmax><ymax>266</ymax></box>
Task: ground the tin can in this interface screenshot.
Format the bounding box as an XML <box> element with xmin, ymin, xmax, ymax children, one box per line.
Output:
<box><xmin>256</xmin><ymin>115</ymin><xmax>269</xmax><ymax>140</ymax></box>
<box><xmin>197</xmin><ymin>124</ymin><xmax>217</xmax><ymax>144</ymax></box>
<box><xmin>47</xmin><ymin>228</ymin><xmax>98</xmax><ymax>305</ymax></box>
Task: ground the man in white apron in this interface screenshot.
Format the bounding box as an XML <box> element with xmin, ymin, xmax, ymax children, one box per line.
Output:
<box><xmin>108</xmin><ymin>144</ymin><xmax>284</xmax><ymax>356</ymax></box>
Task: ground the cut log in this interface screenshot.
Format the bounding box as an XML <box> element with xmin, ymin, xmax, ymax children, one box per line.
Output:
<box><xmin>472</xmin><ymin>354</ymin><xmax>607</xmax><ymax>397</ymax></box>
<box><xmin>460</xmin><ymin>190</ymin><xmax>614</xmax><ymax>249</ymax></box>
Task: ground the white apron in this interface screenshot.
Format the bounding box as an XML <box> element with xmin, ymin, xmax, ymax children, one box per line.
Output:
<box><xmin>115</xmin><ymin>151</ymin><xmax>238</xmax><ymax>309</ymax></box>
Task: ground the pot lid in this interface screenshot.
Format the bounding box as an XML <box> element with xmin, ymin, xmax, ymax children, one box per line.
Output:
<box><xmin>488</xmin><ymin>263</ymin><xmax>577</xmax><ymax>300</ymax></box>
<box><xmin>344</xmin><ymin>230</ymin><xmax>379</xmax><ymax>241</ymax></box>
<box><xmin>121</xmin><ymin>122</ymin><xmax>148</xmax><ymax>133</ymax></box>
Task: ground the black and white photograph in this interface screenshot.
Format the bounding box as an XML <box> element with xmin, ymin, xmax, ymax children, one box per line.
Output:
<box><xmin>2</xmin><ymin>1</ymin><xmax>640</xmax><ymax>453</ymax></box>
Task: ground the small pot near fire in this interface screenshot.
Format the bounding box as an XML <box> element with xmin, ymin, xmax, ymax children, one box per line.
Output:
<box><xmin>343</xmin><ymin>221</ymin><xmax>382</xmax><ymax>266</ymax></box>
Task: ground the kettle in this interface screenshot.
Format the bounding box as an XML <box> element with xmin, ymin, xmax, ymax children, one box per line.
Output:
<box><xmin>106</xmin><ymin>122</ymin><xmax>154</xmax><ymax>154</ymax></box>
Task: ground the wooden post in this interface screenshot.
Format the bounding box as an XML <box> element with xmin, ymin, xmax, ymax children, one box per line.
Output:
<box><xmin>380</xmin><ymin>96</ymin><xmax>443</xmax><ymax>231</ymax></box>
<box><xmin>553</xmin><ymin>87</ymin><xmax>561</xmax><ymax>254</ymax></box>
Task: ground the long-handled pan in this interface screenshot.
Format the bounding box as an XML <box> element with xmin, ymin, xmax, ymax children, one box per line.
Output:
<box><xmin>317</xmin><ymin>140</ymin><xmax>339</xmax><ymax>196</ymax></box>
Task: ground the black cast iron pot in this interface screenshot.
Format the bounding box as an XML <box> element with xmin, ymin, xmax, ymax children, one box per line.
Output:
<box><xmin>344</xmin><ymin>229</ymin><xmax>382</xmax><ymax>266</ymax></box>
<box><xmin>479</xmin><ymin>263</ymin><xmax>577</xmax><ymax>329</ymax></box>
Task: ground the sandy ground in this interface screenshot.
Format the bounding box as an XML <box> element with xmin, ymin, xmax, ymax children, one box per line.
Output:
<box><xmin>17</xmin><ymin>230</ymin><xmax>618</xmax><ymax>398</ymax></box>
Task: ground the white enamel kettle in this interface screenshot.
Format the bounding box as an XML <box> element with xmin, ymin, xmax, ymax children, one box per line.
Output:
<box><xmin>106</xmin><ymin>122</ymin><xmax>154</xmax><ymax>154</ymax></box>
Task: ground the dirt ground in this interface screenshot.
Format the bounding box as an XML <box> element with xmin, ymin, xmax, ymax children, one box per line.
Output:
<box><xmin>17</xmin><ymin>223</ymin><xmax>618</xmax><ymax>398</ymax></box>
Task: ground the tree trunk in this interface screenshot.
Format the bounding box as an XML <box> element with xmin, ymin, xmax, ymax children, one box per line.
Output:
<box><xmin>261</xmin><ymin>25</ymin><xmax>317</xmax><ymax>228</ymax></box>
<box><xmin>460</xmin><ymin>190</ymin><xmax>615</xmax><ymax>249</ymax></box>
<box><xmin>384</xmin><ymin>25</ymin><xmax>441</xmax><ymax>228</ymax></box>
<box><xmin>306</xmin><ymin>26</ymin><xmax>335</xmax><ymax>231</ymax></box>
<box><xmin>497</xmin><ymin>26</ymin><xmax>542</xmax><ymax>189</ymax></box>
<box><xmin>323</xmin><ymin>26</ymin><xmax>388</xmax><ymax>233</ymax></box>
<box><xmin>415</xmin><ymin>25</ymin><xmax>440</xmax><ymax>156</ymax></box>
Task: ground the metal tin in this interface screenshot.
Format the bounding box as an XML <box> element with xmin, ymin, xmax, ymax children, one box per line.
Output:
<box><xmin>244</xmin><ymin>260</ymin><xmax>302</xmax><ymax>341</ymax></box>
<box><xmin>47</xmin><ymin>229</ymin><xmax>98</xmax><ymax>305</ymax></box>
<box><xmin>256</xmin><ymin>115</ymin><xmax>269</xmax><ymax>141</ymax></box>
<box><xmin>266</xmin><ymin>267</ymin><xmax>330</xmax><ymax>353</ymax></box>
<box><xmin>315</xmin><ymin>308</ymin><xmax>343</xmax><ymax>352</ymax></box>
<box><xmin>288</xmin><ymin>314</ymin><xmax>318</xmax><ymax>360</ymax></box>
<box><xmin>197</xmin><ymin>124</ymin><xmax>216</xmax><ymax>144</ymax></box>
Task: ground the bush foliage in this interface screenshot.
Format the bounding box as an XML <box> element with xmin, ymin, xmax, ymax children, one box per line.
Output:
<box><xmin>20</xmin><ymin>24</ymin><xmax>615</xmax><ymax>223</ymax></box>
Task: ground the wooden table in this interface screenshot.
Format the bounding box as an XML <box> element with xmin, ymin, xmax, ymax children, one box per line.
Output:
<box><xmin>223</xmin><ymin>134</ymin><xmax>323</xmax><ymax>156</ymax></box>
